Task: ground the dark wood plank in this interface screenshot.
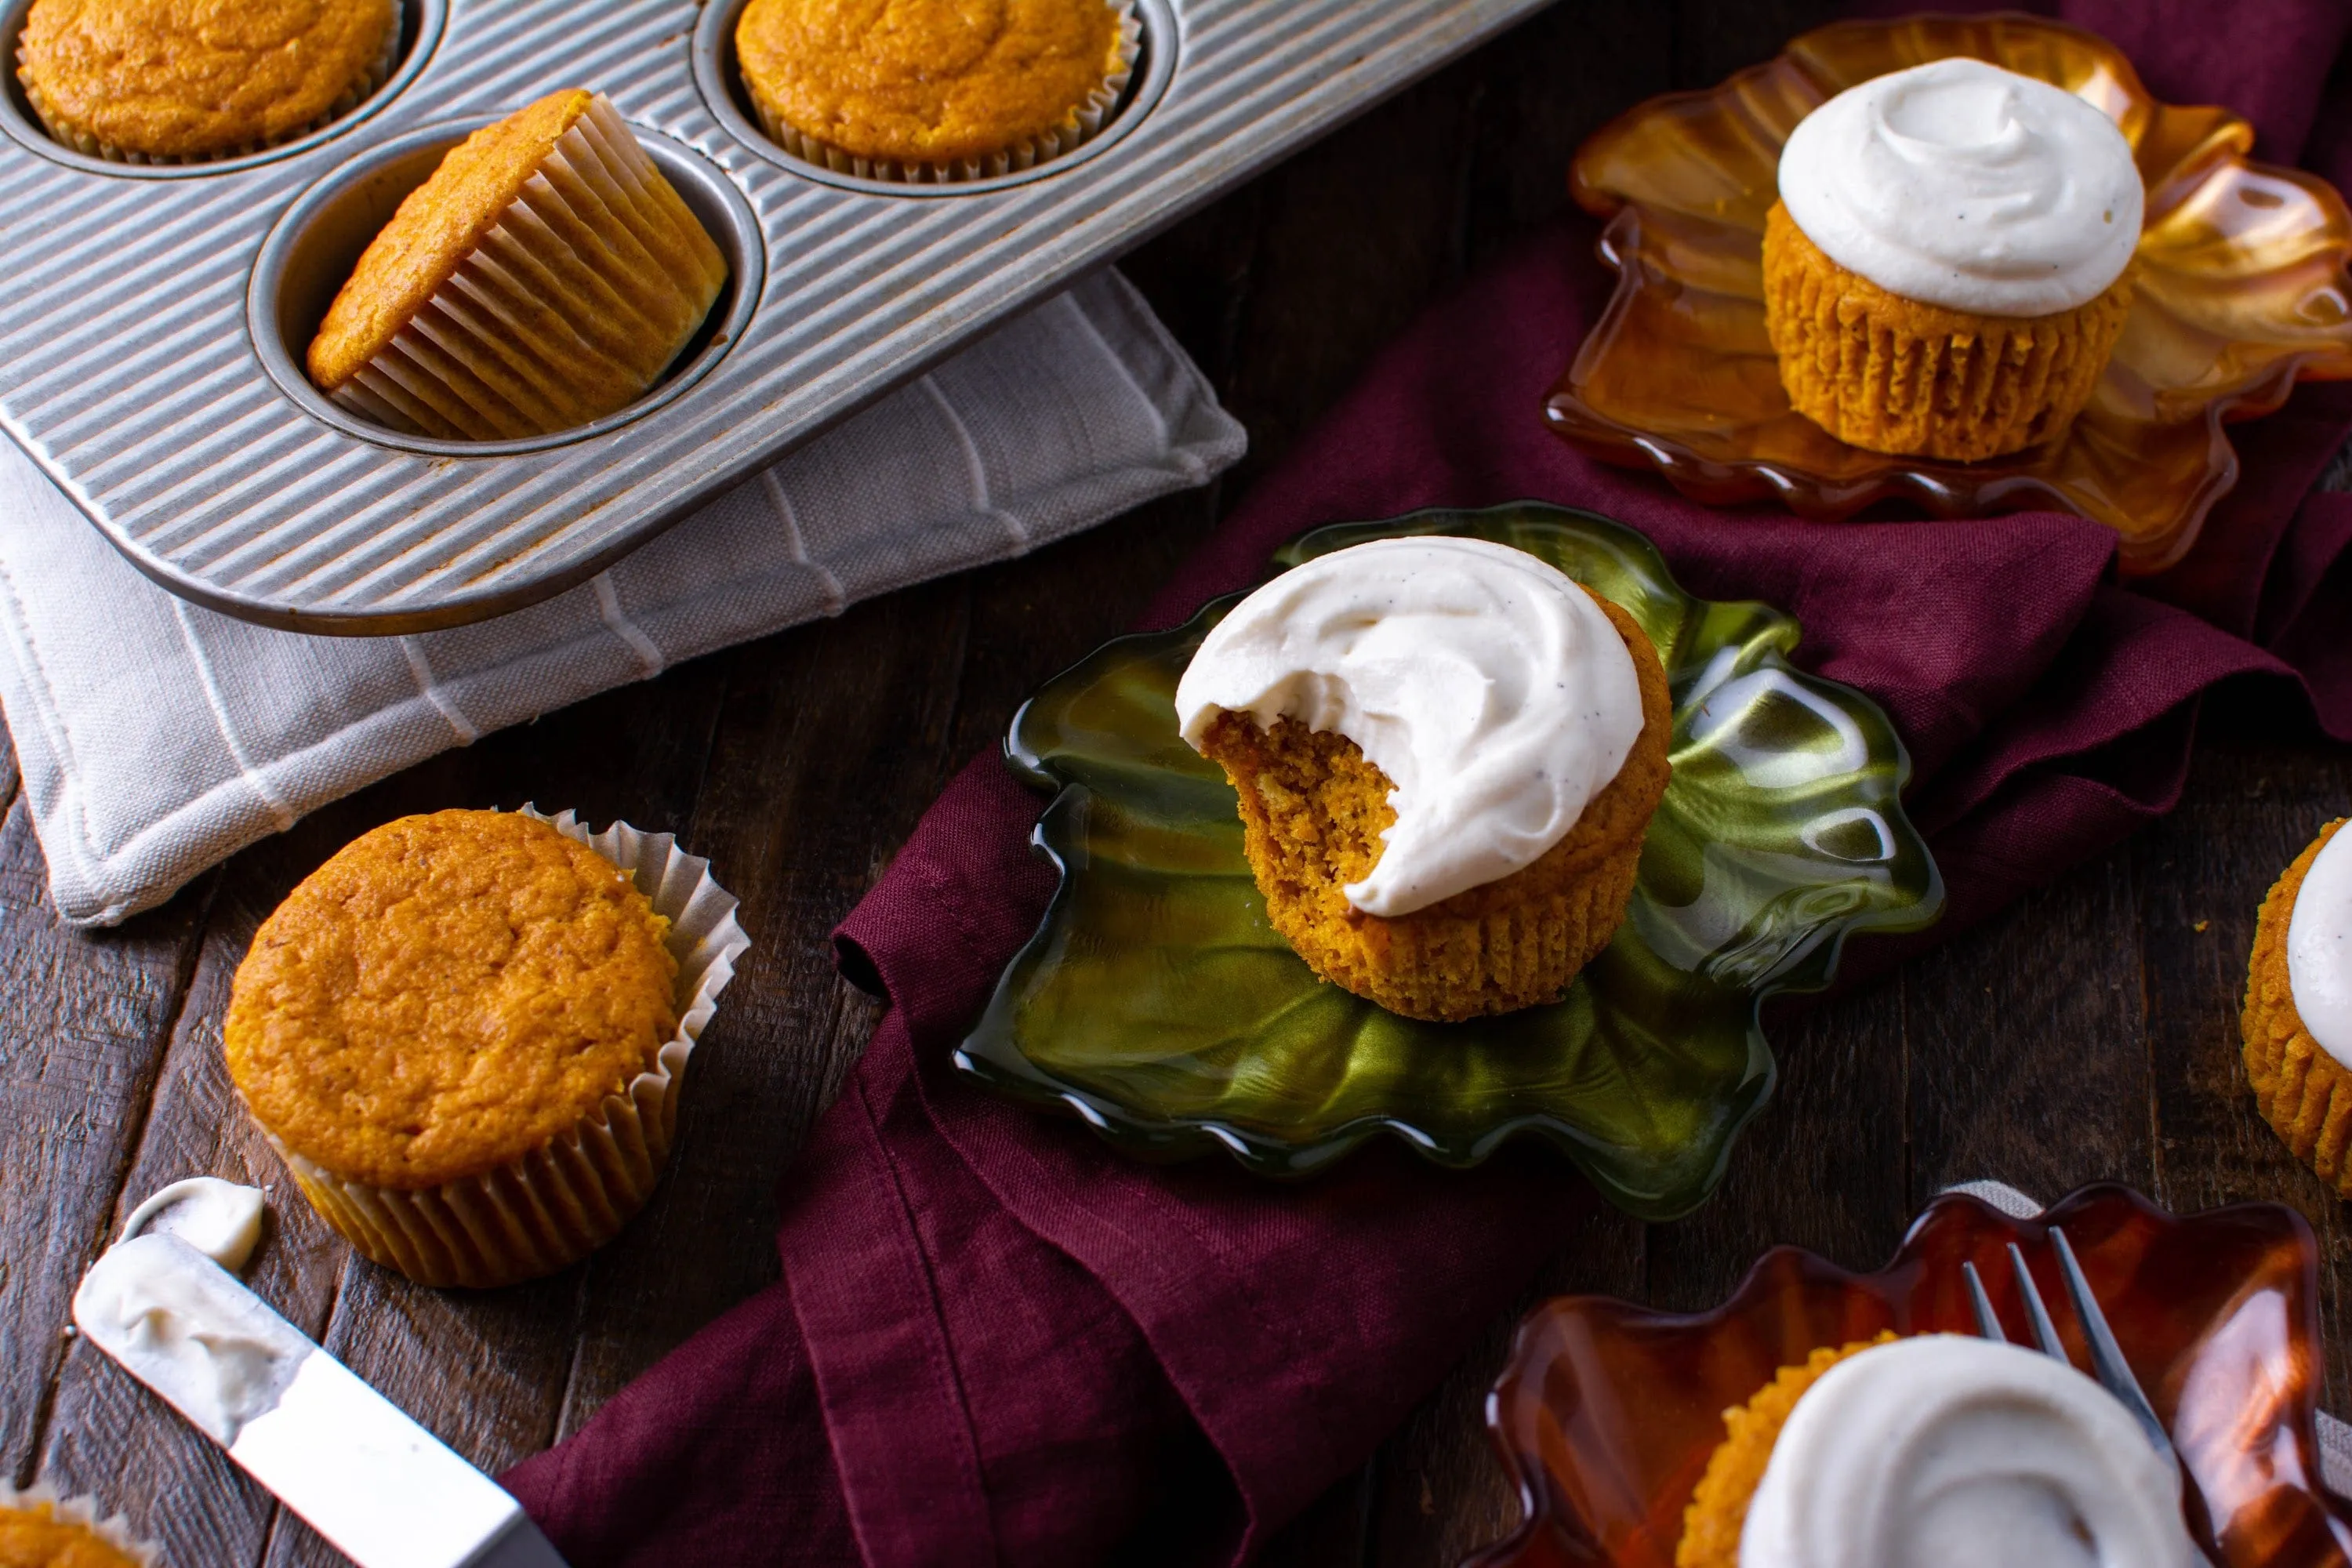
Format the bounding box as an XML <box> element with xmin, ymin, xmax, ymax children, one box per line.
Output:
<box><xmin>0</xmin><ymin>796</ymin><xmax>210</xmax><ymax>1497</ymax></box>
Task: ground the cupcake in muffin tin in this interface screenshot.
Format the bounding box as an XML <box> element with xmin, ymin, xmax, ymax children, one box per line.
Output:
<box><xmin>734</xmin><ymin>0</ymin><xmax>1141</xmax><ymax>184</ymax></box>
<box><xmin>16</xmin><ymin>0</ymin><xmax>401</xmax><ymax>165</ymax></box>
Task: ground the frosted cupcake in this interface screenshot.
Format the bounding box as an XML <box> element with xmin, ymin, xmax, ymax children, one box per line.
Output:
<box><xmin>1764</xmin><ymin>58</ymin><xmax>2143</xmax><ymax>462</ymax></box>
<box><xmin>306</xmin><ymin>89</ymin><xmax>729</xmax><ymax>440</ymax></box>
<box><xmin>1678</xmin><ymin>1334</ymin><xmax>2198</xmax><ymax>1566</ymax></box>
<box><xmin>1174</xmin><ymin>537</ymin><xmax>1673</xmax><ymax>1022</ymax></box>
<box><xmin>735</xmin><ymin>0</ymin><xmax>1138</xmax><ymax>183</ymax></box>
<box><xmin>226</xmin><ymin>809</ymin><xmax>743</xmax><ymax>1288</ymax></box>
<box><xmin>2243</xmin><ymin>818</ymin><xmax>2352</xmax><ymax>1189</ymax></box>
<box><xmin>17</xmin><ymin>0</ymin><xmax>397</xmax><ymax>164</ymax></box>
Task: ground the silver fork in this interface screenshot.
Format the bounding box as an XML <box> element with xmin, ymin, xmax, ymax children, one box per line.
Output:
<box><xmin>1960</xmin><ymin>1226</ymin><xmax>2176</xmax><ymax>1465</ymax></box>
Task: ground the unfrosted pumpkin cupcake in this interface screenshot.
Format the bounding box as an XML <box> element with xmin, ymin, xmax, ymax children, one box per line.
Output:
<box><xmin>1680</xmin><ymin>1334</ymin><xmax>2197</xmax><ymax>1566</ymax></box>
<box><xmin>16</xmin><ymin>0</ymin><xmax>397</xmax><ymax>164</ymax></box>
<box><xmin>2243</xmin><ymin>817</ymin><xmax>2352</xmax><ymax>1190</ymax></box>
<box><xmin>306</xmin><ymin>89</ymin><xmax>729</xmax><ymax>440</ymax></box>
<box><xmin>735</xmin><ymin>0</ymin><xmax>1138</xmax><ymax>183</ymax></box>
<box><xmin>1763</xmin><ymin>57</ymin><xmax>2143</xmax><ymax>463</ymax></box>
<box><xmin>1174</xmin><ymin>536</ymin><xmax>1672</xmax><ymax>1023</ymax></box>
<box><xmin>224</xmin><ymin>809</ymin><xmax>735</xmax><ymax>1288</ymax></box>
<box><xmin>0</xmin><ymin>1482</ymin><xmax>152</xmax><ymax>1567</ymax></box>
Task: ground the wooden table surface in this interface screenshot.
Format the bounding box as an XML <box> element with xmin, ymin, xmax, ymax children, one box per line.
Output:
<box><xmin>6</xmin><ymin>2</ymin><xmax>2351</xmax><ymax>1563</ymax></box>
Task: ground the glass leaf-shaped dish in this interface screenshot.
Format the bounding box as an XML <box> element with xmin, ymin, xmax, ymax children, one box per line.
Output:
<box><xmin>955</xmin><ymin>505</ymin><xmax>1944</xmax><ymax>1220</ymax></box>
<box><xmin>1468</xmin><ymin>1185</ymin><xmax>2352</xmax><ymax>1566</ymax></box>
<box><xmin>1548</xmin><ymin>12</ymin><xmax>2352</xmax><ymax>575</ymax></box>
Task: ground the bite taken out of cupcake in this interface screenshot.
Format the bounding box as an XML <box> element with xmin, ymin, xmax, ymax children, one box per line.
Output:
<box><xmin>1764</xmin><ymin>56</ymin><xmax>2143</xmax><ymax>463</ymax></box>
<box><xmin>1172</xmin><ymin>535</ymin><xmax>1672</xmax><ymax>1023</ymax></box>
<box><xmin>2243</xmin><ymin>817</ymin><xmax>2352</xmax><ymax>1187</ymax></box>
<box><xmin>1676</xmin><ymin>1333</ymin><xmax>2201</xmax><ymax>1568</ymax></box>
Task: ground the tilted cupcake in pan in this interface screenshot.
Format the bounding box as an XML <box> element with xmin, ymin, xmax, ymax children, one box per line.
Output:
<box><xmin>735</xmin><ymin>0</ymin><xmax>1139</xmax><ymax>183</ymax></box>
<box><xmin>16</xmin><ymin>0</ymin><xmax>399</xmax><ymax>165</ymax></box>
<box><xmin>303</xmin><ymin>89</ymin><xmax>730</xmax><ymax>440</ymax></box>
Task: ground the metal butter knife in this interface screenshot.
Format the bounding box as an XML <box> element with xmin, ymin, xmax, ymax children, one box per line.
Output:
<box><xmin>74</xmin><ymin>1233</ymin><xmax>568</xmax><ymax>1568</ymax></box>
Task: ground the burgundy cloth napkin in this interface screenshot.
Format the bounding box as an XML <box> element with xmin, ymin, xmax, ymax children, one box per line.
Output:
<box><xmin>506</xmin><ymin>4</ymin><xmax>2352</xmax><ymax>1562</ymax></box>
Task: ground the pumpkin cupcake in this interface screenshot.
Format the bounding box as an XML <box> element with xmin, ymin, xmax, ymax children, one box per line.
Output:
<box><xmin>1763</xmin><ymin>57</ymin><xmax>2142</xmax><ymax>462</ymax></box>
<box><xmin>225</xmin><ymin>808</ymin><xmax>743</xmax><ymax>1288</ymax></box>
<box><xmin>1174</xmin><ymin>537</ymin><xmax>1672</xmax><ymax>1022</ymax></box>
<box><xmin>2243</xmin><ymin>818</ymin><xmax>2352</xmax><ymax>1190</ymax></box>
<box><xmin>17</xmin><ymin>0</ymin><xmax>398</xmax><ymax>164</ymax></box>
<box><xmin>306</xmin><ymin>89</ymin><xmax>729</xmax><ymax>441</ymax></box>
<box><xmin>0</xmin><ymin>1483</ymin><xmax>152</xmax><ymax>1567</ymax></box>
<box><xmin>1682</xmin><ymin>1334</ymin><xmax>2197</xmax><ymax>1566</ymax></box>
<box><xmin>735</xmin><ymin>0</ymin><xmax>1138</xmax><ymax>183</ymax></box>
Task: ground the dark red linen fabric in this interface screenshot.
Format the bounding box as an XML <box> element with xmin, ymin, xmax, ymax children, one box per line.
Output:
<box><xmin>506</xmin><ymin>5</ymin><xmax>2352</xmax><ymax>1562</ymax></box>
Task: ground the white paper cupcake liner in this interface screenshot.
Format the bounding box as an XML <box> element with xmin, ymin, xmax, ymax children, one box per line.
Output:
<box><xmin>16</xmin><ymin>5</ymin><xmax>400</xmax><ymax>166</ymax></box>
<box><xmin>746</xmin><ymin>0</ymin><xmax>1141</xmax><ymax>185</ymax></box>
<box><xmin>267</xmin><ymin>806</ymin><xmax>749</xmax><ymax>1290</ymax></box>
<box><xmin>328</xmin><ymin>93</ymin><xmax>730</xmax><ymax>441</ymax></box>
<box><xmin>0</xmin><ymin>1479</ymin><xmax>156</xmax><ymax>1564</ymax></box>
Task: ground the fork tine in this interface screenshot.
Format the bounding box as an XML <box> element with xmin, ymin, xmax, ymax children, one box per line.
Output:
<box><xmin>2050</xmin><ymin>1228</ymin><xmax>2176</xmax><ymax>1462</ymax></box>
<box><xmin>1961</xmin><ymin>1260</ymin><xmax>2006</xmax><ymax>1341</ymax></box>
<box><xmin>2007</xmin><ymin>1242</ymin><xmax>2068</xmax><ymax>1360</ymax></box>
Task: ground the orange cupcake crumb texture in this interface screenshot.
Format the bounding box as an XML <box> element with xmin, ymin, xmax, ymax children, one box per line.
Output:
<box><xmin>0</xmin><ymin>1500</ymin><xmax>144</xmax><ymax>1568</ymax></box>
<box><xmin>224</xmin><ymin>810</ymin><xmax>678</xmax><ymax>1191</ymax></box>
<box><xmin>1763</xmin><ymin>201</ymin><xmax>2132</xmax><ymax>463</ymax></box>
<box><xmin>1675</xmin><ymin>1332</ymin><xmax>1898</xmax><ymax>1568</ymax></box>
<box><xmin>2244</xmin><ymin>818</ymin><xmax>2352</xmax><ymax>1190</ymax></box>
<box><xmin>1195</xmin><ymin>590</ymin><xmax>1672</xmax><ymax>1022</ymax></box>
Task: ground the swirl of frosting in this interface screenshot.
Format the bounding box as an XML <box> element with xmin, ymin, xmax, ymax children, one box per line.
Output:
<box><xmin>2289</xmin><ymin>825</ymin><xmax>2352</xmax><ymax>1065</ymax></box>
<box><xmin>1740</xmin><ymin>1334</ymin><xmax>2200</xmax><ymax>1568</ymax></box>
<box><xmin>1172</xmin><ymin>536</ymin><xmax>1645</xmax><ymax>917</ymax></box>
<box><xmin>1777</xmin><ymin>58</ymin><xmax>2143</xmax><ymax>316</ymax></box>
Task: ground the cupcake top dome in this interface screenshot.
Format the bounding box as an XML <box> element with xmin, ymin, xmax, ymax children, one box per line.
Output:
<box><xmin>1777</xmin><ymin>57</ymin><xmax>2143</xmax><ymax>317</ymax></box>
<box><xmin>2288</xmin><ymin>820</ymin><xmax>2352</xmax><ymax>1064</ymax></box>
<box><xmin>223</xmin><ymin>809</ymin><xmax>678</xmax><ymax>1190</ymax></box>
<box><xmin>735</xmin><ymin>0</ymin><xmax>1126</xmax><ymax>169</ymax></box>
<box><xmin>17</xmin><ymin>0</ymin><xmax>397</xmax><ymax>160</ymax></box>
<box><xmin>1173</xmin><ymin>536</ymin><xmax>1646</xmax><ymax>917</ymax></box>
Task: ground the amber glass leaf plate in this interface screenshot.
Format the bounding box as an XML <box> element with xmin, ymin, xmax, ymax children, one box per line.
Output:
<box><xmin>954</xmin><ymin>505</ymin><xmax>1944</xmax><ymax>1219</ymax></box>
<box><xmin>1469</xmin><ymin>1184</ymin><xmax>2352</xmax><ymax>1567</ymax></box>
<box><xmin>1550</xmin><ymin>12</ymin><xmax>2352</xmax><ymax>574</ymax></box>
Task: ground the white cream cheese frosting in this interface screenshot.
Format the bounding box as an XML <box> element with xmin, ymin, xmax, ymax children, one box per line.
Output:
<box><xmin>121</xmin><ymin>1175</ymin><xmax>267</xmax><ymax>1273</ymax></box>
<box><xmin>1739</xmin><ymin>1334</ymin><xmax>2199</xmax><ymax>1568</ymax></box>
<box><xmin>1172</xmin><ymin>535</ymin><xmax>1646</xmax><ymax>917</ymax></box>
<box><xmin>2288</xmin><ymin>824</ymin><xmax>2352</xmax><ymax>1066</ymax></box>
<box><xmin>1777</xmin><ymin>57</ymin><xmax>2143</xmax><ymax>316</ymax></box>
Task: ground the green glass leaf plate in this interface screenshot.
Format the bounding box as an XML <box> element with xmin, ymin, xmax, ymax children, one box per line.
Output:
<box><xmin>954</xmin><ymin>505</ymin><xmax>1944</xmax><ymax>1218</ymax></box>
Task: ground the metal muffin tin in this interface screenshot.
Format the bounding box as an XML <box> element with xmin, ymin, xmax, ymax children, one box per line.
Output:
<box><xmin>0</xmin><ymin>0</ymin><xmax>1553</xmax><ymax>633</ymax></box>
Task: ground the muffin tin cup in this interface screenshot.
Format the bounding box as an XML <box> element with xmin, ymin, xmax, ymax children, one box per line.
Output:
<box><xmin>267</xmin><ymin>806</ymin><xmax>750</xmax><ymax>1290</ymax></box>
<box><xmin>14</xmin><ymin>4</ymin><xmax>404</xmax><ymax>168</ymax></box>
<box><xmin>742</xmin><ymin>0</ymin><xmax>1142</xmax><ymax>187</ymax></box>
<box><xmin>327</xmin><ymin>93</ymin><xmax>735</xmax><ymax>441</ymax></box>
<box><xmin>0</xmin><ymin>1479</ymin><xmax>157</xmax><ymax>1563</ymax></box>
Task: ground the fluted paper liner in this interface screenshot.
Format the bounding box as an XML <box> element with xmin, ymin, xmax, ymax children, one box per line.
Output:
<box><xmin>328</xmin><ymin>94</ymin><xmax>730</xmax><ymax>441</ymax></box>
<box><xmin>268</xmin><ymin>806</ymin><xmax>750</xmax><ymax>1289</ymax></box>
<box><xmin>17</xmin><ymin>10</ymin><xmax>400</xmax><ymax>166</ymax></box>
<box><xmin>0</xmin><ymin>1479</ymin><xmax>156</xmax><ymax>1564</ymax></box>
<box><xmin>746</xmin><ymin>0</ymin><xmax>1141</xmax><ymax>186</ymax></box>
